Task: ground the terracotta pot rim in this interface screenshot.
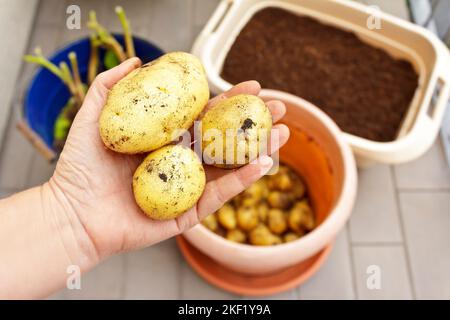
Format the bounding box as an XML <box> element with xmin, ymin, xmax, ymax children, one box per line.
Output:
<box><xmin>189</xmin><ymin>89</ymin><xmax>357</xmax><ymax>254</ymax></box>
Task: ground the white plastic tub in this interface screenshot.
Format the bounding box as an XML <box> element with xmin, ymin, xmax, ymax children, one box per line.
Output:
<box><xmin>192</xmin><ymin>0</ymin><xmax>450</xmax><ymax>166</ymax></box>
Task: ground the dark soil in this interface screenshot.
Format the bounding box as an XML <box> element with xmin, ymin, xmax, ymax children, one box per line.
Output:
<box><xmin>221</xmin><ymin>8</ymin><xmax>419</xmax><ymax>142</ymax></box>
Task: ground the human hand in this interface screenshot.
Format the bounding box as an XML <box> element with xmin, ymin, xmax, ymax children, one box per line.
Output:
<box><xmin>48</xmin><ymin>58</ymin><xmax>289</xmax><ymax>270</ymax></box>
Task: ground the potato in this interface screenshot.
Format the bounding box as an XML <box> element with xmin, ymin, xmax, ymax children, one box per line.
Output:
<box><xmin>99</xmin><ymin>52</ymin><xmax>209</xmax><ymax>154</ymax></box>
<box><xmin>202</xmin><ymin>214</ymin><xmax>218</xmax><ymax>232</ymax></box>
<box><xmin>284</xmin><ymin>232</ymin><xmax>301</xmax><ymax>243</ymax></box>
<box><xmin>267</xmin><ymin>191</ymin><xmax>292</xmax><ymax>209</ymax></box>
<box><xmin>288</xmin><ymin>200</ymin><xmax>315</xmax><ymax>233</ymax></box>
<box><xmin>249</xmin><ymin>224</ymin><xmax>282</xmax><ymax>246</ymax></box>
<box><xmin>201</xmin><ymin>94</ymin><xmax>272</xmax><ymax>168</ymax></box>
<box><xmin>273</xmin><ymin>173</ymin><xmax>293</xmax><ymax>191</ymax></box>
<box><xmin>257</xmin><ymin>202</ymin><xmax>269</xmax><ymax>223</ymax></box>
<box><xmin>243</xmin><ymin>179</ymin><xmax>269</xmax><ymax>202</ymax></box>
<box><xmin>217</xmin><ymin>203</ymin><xmax>237</xmax><ymax>230</ymax></box>
<box><xmin>132</xmin><ymin>144</ymin><xmax>205</xmax><ymax>220</ymax></box>
<box><xmin>226</xmin><ymin>229</ymin><xmax>247</xmax><ymax>243</ymax></box>
<box><xmin>236</xmin><ymin>207</ymin><xmax>259</xmax><ymax>231</ymax></box>
<box><xmin>267</xmin><ymin>209</ymin><xmax>288</xmax><ymax>234</ymax></box>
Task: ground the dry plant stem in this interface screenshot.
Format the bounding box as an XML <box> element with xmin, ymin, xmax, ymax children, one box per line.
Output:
<box><xmin>68</xmin><ymin>52</ymin><xmax>85</xmax><ymax>101</ymax></box>
<box><xmin>60</xmin><ymin>62</ymin><xmax>82</xmax><ymax>108</ymax></box>
<box><xmin>88</xmin><ymin>36</ymin><xmax>100</xmax><ymax>85</ymax></box>
<box><xmin>87</xmin><ymin>10</ymin><xmax>126</xmax><ymax>62</ymax></box>
<box><xmin>24</xmin><ymin>48</ymin><xmax>82</xmax><ymax>108</ymax></box>
<box><xmin>115</xmin><ymin>6</ymin><xmax>135</xmax><ymax>58</ymax></box>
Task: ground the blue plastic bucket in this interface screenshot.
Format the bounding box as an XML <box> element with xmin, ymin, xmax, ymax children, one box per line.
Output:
<box><xmin>23</xmin><ymin>34</ymin><xmax>164</xmax><ymax>150</ymax></box>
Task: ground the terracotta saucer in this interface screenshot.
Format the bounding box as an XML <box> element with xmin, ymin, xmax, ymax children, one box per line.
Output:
<box><xmin>176</xmin><ymin>236</ymin><xmax>333</xmax><ymax>297</ymax></box>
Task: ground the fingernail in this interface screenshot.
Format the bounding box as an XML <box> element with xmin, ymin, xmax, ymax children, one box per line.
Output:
<box><xmin>258</xmin><ymin>155</ymin><xmax>273</xmax><ymax>175</ymax></box>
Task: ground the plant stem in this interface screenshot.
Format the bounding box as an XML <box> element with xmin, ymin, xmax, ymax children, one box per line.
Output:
<box><xmin>87</xmin><ymin>10</ymin><xmax>126</xmax><ymax>62</ymax></box>
<box><xmin>23</xmin><ymin>48</ymin><xmax>64</xmax><ymax>81</ymax></box>
<box><xmin>60</xmin><ymin>61</ymin><xmax>82</xmax><ymax>108</ymax></box>
<box><xmin>115</xmin><ymin>6</ymin><xmax>135</xmax><ymax>58</ymax></box>
<box><xmin>88</xmin><ymin>35</ymin><xmax>100</xmax><ymax>85</ymax></box>
<box><xmin>68</xmin><ymin>52</ymin><xmax>85</xmax><ymax>101</ymax></box>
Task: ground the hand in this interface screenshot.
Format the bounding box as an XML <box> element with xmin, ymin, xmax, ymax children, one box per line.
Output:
<box><xmin>49</xmin><ymin>58</ymin><xmax>290</xmax><ymax>269</ymax></box>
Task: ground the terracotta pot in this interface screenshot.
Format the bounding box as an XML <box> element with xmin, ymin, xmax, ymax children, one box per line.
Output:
<box><xmin>183</xmin><ymin>90</ymin><xmax>357</xmax><ymax>275</ymax></box>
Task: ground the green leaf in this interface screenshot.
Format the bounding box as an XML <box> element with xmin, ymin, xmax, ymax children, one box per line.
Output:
<box><xmin>104</xmin><ymin>49</ymin><xmax>120</xmax><ymax>69</ymax></box>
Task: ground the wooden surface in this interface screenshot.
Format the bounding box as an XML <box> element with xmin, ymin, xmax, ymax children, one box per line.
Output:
<box><xmin>0</xmin><ymin>0</ymin><xmax>449</xmax><ymax>300</ymax></box>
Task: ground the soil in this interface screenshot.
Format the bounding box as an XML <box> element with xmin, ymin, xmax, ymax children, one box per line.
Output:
<box><xmin>221</xmin><ymin>8</ymin><xmax>419</xmax><ymax>142</ymax></box>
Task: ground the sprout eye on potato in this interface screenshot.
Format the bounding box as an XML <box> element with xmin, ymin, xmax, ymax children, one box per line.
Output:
<box><xmin>99</xmin><ymin>52</ymin><xmax>209</xmax><ymax>154</ymax></box>
<box><xmin>201</xmin><ymin>94</ymin><xmax>272</xmax><ymax>168</ymax></box>
<box><xmin>132</xmin><ymin>144</ymin><xmax>205</xmax><ymax>220</ymax></box>
<box><xmin>204</xmin><ymin>163</ymin><xmax>316</xmax><ymax>246</ymax></box>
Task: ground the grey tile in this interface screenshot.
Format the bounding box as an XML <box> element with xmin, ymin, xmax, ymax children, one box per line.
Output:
<box><xmin>193</xmin><ymin>0</ymin><xmax>221</xmax><ymax>27</ymax></box>
<box><xmin>147</xmin><ymin>0</ymin><xmax>194</xmax><ymax>52</ymax></box>
<box><xmin>349</xmin><ymin>165</ymin><xmax>403</xmax><ymax>243</ymax></box>
<box><xmin>26</xmin><ymin>152</ymin><xmax>56</xmax><ymax>188</ymax></box>
<box><xmin>400</xmin><ymin>192</ymin><xmax>450</xmax><ymax>299</ymax></box>
<box><xmin>299</xmin><ymin>228</ymin><xmax>355</xmax><ymax>300</ymax></box>
<box><xmin>180</xmin><ymin>261</ymin><xmax>238</xmax><ymax>300</ymax></box>
<box><xmin>394</xmin><ymin>141</ymin><xmax>450</xmax><ymax>190</ymax></box>
<box><xmin>63</xmin><ymin>254</ymin><xmax>125</xmax><ymax>299</ymax></box>
<box><xmin>123</xmin><ymin>239</ymin><xmax>181</xmax><ymax>299</ymax></box>
<box><xmin>58</xmin><ymin>0</ymin><xmax>109</xmax><ymax>45</ymax></box>
<box><xmin>0</xmin><ymin>108</ymin><xmax>36</xmax><ymax>190</ymax></box>
<box><xmin>360</xmin><ymin>0</ymin><xmax>410</xmax><ymax>20</ymax></box>
<box><xmin>34</xmin><ymin>0</ymin><xmax>67</xmax><ymax>27</ymax></box>
<box><xmin>0</xmin><ymin>0</ymin><xmax>38</xmax><ymax>144</ymax></box>
<box><xmin>352</xmin><ymin>246</ymin><xmax>413</xmax><ymax>299</ymax></box>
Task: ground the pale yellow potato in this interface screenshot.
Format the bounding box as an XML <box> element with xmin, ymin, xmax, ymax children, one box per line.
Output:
<box><xmin>202</xmin><ymin>214</ymin><xmax>218</xmax><ymax>232</ymax></box>
<box><xmin>217</xmin><ymin>203</ymin><xmax>237</xmax><ymax>230</ymax></box>
<box><xmin>267</xmin><ymin>209</ymin><xmax>287</xmax><ymax>235</ymax></box>
<box><xmin>288</xmin><ymin>200</ymin><xmax>315</xmax><ymax>232</ymax></box>
<box><xmin>226</xmin><ymin>229</ymin><xmax>247</xmax><ymax>244</ymax></box>
<box><xmin>201</xmin><ymin>94</ymin><xmax>272</xmax><ymax>168</ymax></box>
<box><xmin>249</xmin><ymin>224</ymin><xmax>282</xmax><ymax>246</ymax></box>
<box><xmin>236</xmin><ymin>207</ymin><xmax>259</xmax><ymax>231</ymax></box>
<box><xmin>267</xmin><ymin>191</ymin><xmax>292</xmax><ymax>209</ymax></box>
<box><xmin>284</xmin><ymin>232</ymin><xmax>301</xmax><ymax>243</ymax></box>
<box><xmin>132</xmin><ymin>145</ymin><xmax>205</xmax><ymax>220</ymax></box>
<box><xmin>100</xmin><ymin>52</ymin><xmax>209</xmax><ymax>154</ymax></box>
<box><xmin>257</xmin><ymin>202</ymin><xmax>269</xmax><ymax>223</ymax></box>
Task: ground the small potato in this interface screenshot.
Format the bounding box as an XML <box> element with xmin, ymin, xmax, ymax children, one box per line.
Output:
<box><xmin>202</xmin><ymin>214</ymin><xmax>218</xmax><ymax>232</ymax></box>
<box><xmin>201</xmin><ymin>94</ymin><xmax>272</xmax><ymax>168</ymax></box>
<box><xmin>284</xmin><ymin>232</ymin><xmax>301</xmax><ymax>243</ymax></box>
<box><xmin>291</xmin><ymin>177</ymin><xmax>306</xmax><ymax>199</ymax></box>
<box><xmin>288</xmin><ymin>200</ymin><xmax>315</xmax><ymax>233</ymax></box>
<box><xmin>267</xmin><ymin>191</ymin><xmax>292</xmax><ymax>210</ymax></box>
<box><xmin>257</xmin><ymin>202</ymin><xmax>269</xmax><ymax>223</ymax></box>
<box><xmin>241</xmin><ymin>197</ymin><xmax>259</xmax><ymax>208</ymax></box>
<box><xmin>243</xmin><ymin>180</ymin><xmax>269</xmax><ymax>201</ymax></box>
<box><xmin>249</xmin><ymin>224</ymin><xmax>282</xmax><ymax>246</ymax></box>
<box><xmin>273</xmin><ymin>173</ymin><xmax>294</xmax><ymax>191</ymax></box>
<box><xmin>237</xmin><ymin>207</ymin><xmax>259</xmax><ymax>231</ymax></box>
<box><xmin>226</xmin><ymin>229</ymin><xmax>247</xmax><ymax>243</ymax></box>
<box><xmin>100</xmin><ymin>52</ymin><xmax>209</xmax><ymax>154</ymax></box>
<box><xmin>267</xmin><ymin>209</ymin><xmax>288</xmax><ymax>234</ymax></box>
<box><xmin>217</xmin><ymin>203</ymin><xmax>237</xmax><ymax>230</ymax></box>
<box><xmin>132</xmin><ymin>145</ymin><xmax>205</xmax><ymax>220</ymax></box>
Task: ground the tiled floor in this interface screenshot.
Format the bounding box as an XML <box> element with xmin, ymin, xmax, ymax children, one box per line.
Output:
<box><xmin>1</xmin><ymin>0</ymin><xmax>449</xmax><ymax>300</ymax></box>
